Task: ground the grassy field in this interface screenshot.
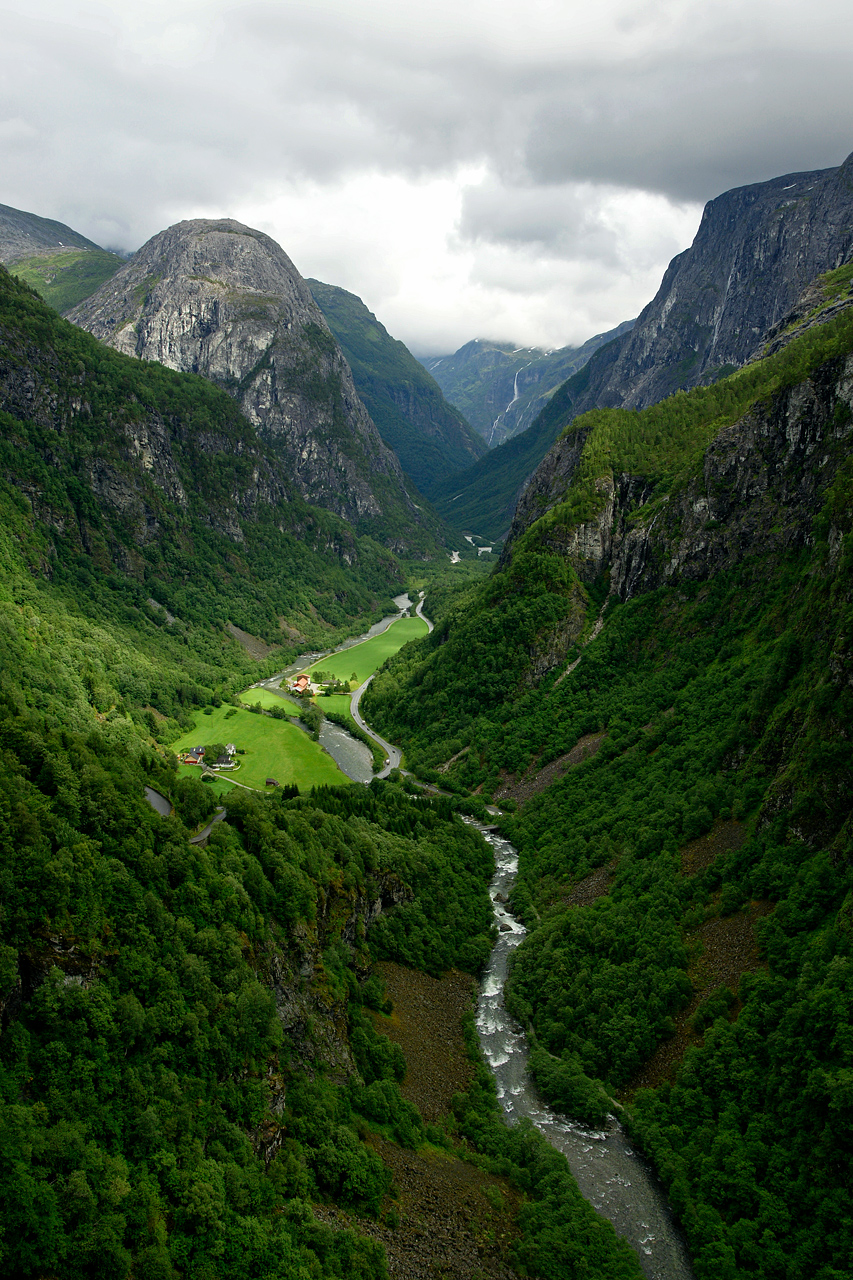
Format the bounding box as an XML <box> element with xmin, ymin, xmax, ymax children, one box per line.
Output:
<box><xmin>170</xmin><ymin>704</ymin><xmax>348</xmax><ymax>790</ymax></box>
<box><xmin>12</xmin><ymin>248</ymin><xmax>125</xmax><ymax>313</ymax></box>
<box><xmin>305</xmin><ymin>615</ymin><xmax>428</xmax><ymax>686</ymax></box>
<box><xmin>176</xmin><ymin>764</ymin><xmax>235</xmax><ymax>798</ymax></box>
<box><xmin>316</xmin><ymin>693</ymin><xmax>354</xmax><ymax>720</ymax></box>
<box><xmin>237</xmin><ymin>688</ymin><xmax>299</xmax><ymax>713</ymax></box>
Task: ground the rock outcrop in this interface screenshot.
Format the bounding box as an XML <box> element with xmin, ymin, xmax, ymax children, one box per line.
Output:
<box><xmin>577</xmin><ymin>151</ymin><xmax>853</xmax><ymax>413</ymax></box>
<box><xmin>69</xmin><ymin>220</ymin><xmax>426</xmax><ymax>539</ymax></box>
<box><xmin>504</xmin><ymin>352</ymin><xmax>853</xmax><ymax>620</ymax></box>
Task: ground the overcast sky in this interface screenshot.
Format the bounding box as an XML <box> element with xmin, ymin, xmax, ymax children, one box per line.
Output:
<box><xmin>2</xmin><ymin>0</ymin><xmax>851</xmax><ymax>353</ymax></box>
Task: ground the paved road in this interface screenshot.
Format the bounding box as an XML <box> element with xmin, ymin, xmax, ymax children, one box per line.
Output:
<box><xmin>348</xmin><ymin>591</ymin><xmax>435</xmax><ymax>778</ymax></box>
<box><xmin>350</xmin><ymin>676</ymin><xmax>401</xmax><ymax>778</ymax></box>
<box><xmin>415</xmin><ymin>594</ymin><xmax>434</xmax><ymax>633</ymax></box>
<box><xmin>188</xmin><ymin>806</ymin><xmax>228</xmax><ymax>845</ymax></box>
<box><xmin>349</xmin><ymin>597</ymin><xmax>433</xmax><ymax>779</ymax></box>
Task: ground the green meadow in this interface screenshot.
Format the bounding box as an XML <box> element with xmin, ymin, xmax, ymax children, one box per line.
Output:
<box><xmin>171</xmin><ymin>704</ymin><xmax>347</xmax><ymax>790</ymax></box>
<box><xmin>305</xmin><ymin>614</ymin><xmax>428</xmax><ymax>686</ymax></box>
<box><xmin>316</xmin><ymin>692</ymin><xmax>354</xmax><ymax>720</ymax></box>
<box><xmin>237</xmin><ymin>687</ymin><xmax>298</xmax><ymax>713</ymax></box>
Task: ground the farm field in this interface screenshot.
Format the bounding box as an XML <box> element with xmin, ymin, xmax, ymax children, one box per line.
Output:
<box><xmin>316</xmin><ymin>693</ymin><xmax>353</xmax><ymax>720</ymax></box>
<box><xmin>305</xmin><ymin>614</ymin><xmax>428</xmax><ymax>686</ymax></box>
<box><xmin>238</xmin><ymin>687</ymin><xmax>298</xmax><ymax>713</ymax></box>
<box><xmin>170</xmin><ymin>704</ymin><xmax>348</xmax><ymax>790</ymax></box>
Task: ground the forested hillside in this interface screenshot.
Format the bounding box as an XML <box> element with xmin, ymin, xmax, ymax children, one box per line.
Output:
<box><xmin>307</xmin><ymin>280</ymin><xmax>487</xmax><ymax>496</ymax></box>
<box><xmin>363</xmin><ymin>305</ymin><xmax>853</xmax><ymax>1278</ymax></box>
<box><xmin>0</xmin><ymin>265</ymin><xmax>422</xmax><ymax>647</ymax></box>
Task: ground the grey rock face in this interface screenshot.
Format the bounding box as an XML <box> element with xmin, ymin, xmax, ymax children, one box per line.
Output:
<box><xmin>504</xmin><ymin>352</ymin><xmax>853</xmax><ymax>632</ymax></box>
<box><xmin>573</xmin><ymin>153</ymin><xmax>853</xmax><ymax>415</ymax></box>
<box><xmin>69</xmin><ymin>220</ymin><xmax>417</xmax><ymax>529</ymax></box>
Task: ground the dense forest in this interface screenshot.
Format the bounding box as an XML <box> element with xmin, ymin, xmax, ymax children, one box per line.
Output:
<box><xmin>363</xmin><ymin>298</ymin><xmax>853</xmax><ymax>1278</ymax></box>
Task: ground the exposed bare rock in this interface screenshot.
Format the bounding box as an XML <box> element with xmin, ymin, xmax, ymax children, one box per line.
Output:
<box><xmin>503</xmin><ymin>351</ymin><xmax>853</xmax><ymax>616</ymax></box>
<box><xmin>69</xmin><ymin>219</ymin><xmax>424</xmax><ymax>536</ymax></box>
<box><xmin>562</xmin><ymin>151</ymin><xmax>853</xmax><ymax>418</ymax></box>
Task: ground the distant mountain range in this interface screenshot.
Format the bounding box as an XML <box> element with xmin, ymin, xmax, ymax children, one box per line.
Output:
<box><xmin>420</xmin><ymin>324</ymin><xmax>634</xmax><ymax>448</ymax></box>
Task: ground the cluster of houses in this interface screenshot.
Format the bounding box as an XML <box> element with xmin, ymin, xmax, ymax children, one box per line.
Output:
<box><xmin>181</xmin><ymin>744</ymin><xmax>238</xmax><ymax>770</ymax></box>
<box><xmin>291</xmin><ymin>672</ymin><xmax>350</xmax><ymax>695</ymax></box>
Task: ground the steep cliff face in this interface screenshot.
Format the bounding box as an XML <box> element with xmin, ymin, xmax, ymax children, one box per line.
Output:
<box><xmin>606</xmin><ymin>356</ymin><xmax>853</xmax><ymax>602</ymax></box>
<box><xmin>69</xmin><ymin>220</ymin><xmax>429</xmax><ymax>542</ymax></box>
<box><xmin>503</xmin><ymin>350</ymin><xmax>853</xmax><ymax>654</ymax></box>
<box><xmin>0</xmin><ymin>266</ymin><xmax>410</xmax><ymax>640</ymax></box>
<box><xmin>435</xmin><ymin>154</ymin><xmax>853</xmax><ymax>542</ymax></box>
<box><xmin>562</xmin><ymin>152</ymin><xmax>853</xmax><ymax>415</ymax></box>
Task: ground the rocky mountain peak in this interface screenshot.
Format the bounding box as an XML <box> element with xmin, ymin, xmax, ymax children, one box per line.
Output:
<box><xmin>69</xmin><ymin>219</ymin><xmax>422</xmax><ymax>535</ymax></box>
<box><xmin>589</xmin><ymin>151</ymin><xmax>853</xmax><ymax>411</ymax></box>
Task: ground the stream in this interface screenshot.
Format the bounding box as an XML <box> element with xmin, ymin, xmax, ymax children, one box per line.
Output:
<box><xmin>474</xmin><ymin>824</ymin><xmax>695</xmax><ymax>1280</ymax></box>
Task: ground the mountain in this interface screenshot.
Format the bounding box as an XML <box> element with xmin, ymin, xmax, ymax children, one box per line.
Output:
<box><xmin>362</xmin><ymin>294</ymin><xmax>853</xmax><ymax>1280</ymax></box>
<box><xmin>0</xmin><ymin>265</ymin><xmax>409</xmax><ymax>645</ymax></box>
<box><xmin>429</xmin><ymin>152</ymin><xmax>853</xmax><ymax>542</ymax></box>
<box><xmin>307</xmin><ymin>280</ymin><xmax>487</xmax><ymax>495</ymax></box>
<box><xmin>0</xmin><ymin>202</ymin><xmax>104</xmax><ymax>261</ymax></box>
<box><xmin>0</xmin><ymin>200</ymin><xmax>125</xmax><ymax>312</ymax></box>
<box><xmin>421</xmin><ymin>323</ymin><xmax>634</xmax><ymax>448</ymax></box>
<box><xmin>426</xmin><ymin>354</ymin><xmax>608</xmax><ymax>542</ymax></box>
<box><xmin>68</xmin><ymin>219</ymin><xmax>442</xmax><ymax>551</ymax></box>
<box><xmin>576</xmin><ymin>151</ymin><xmax>853</xmax><ymax>411</ymax></box>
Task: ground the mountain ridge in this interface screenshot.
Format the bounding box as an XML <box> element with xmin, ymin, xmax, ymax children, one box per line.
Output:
<box><xmin>306</xmin><ymin>279</ymin><xmax>487</xmax><ymax>496</ymax></box>
<box><xmin>68</xmin><ymin>218</ymin><xmax>442</xmax><ymax>551</ymax></box>
<box><xmin>430</xmin><ymin>152</ymin><xmax>853</xmax><ymax>541</ymax></box>
<box><xmin>421</xmin><ymin>322</ymin><xmax>635</xmax><ymax>449</ymax></box>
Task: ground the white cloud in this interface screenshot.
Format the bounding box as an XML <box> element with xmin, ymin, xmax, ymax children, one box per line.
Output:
<box><xmin>1</xmin><ymin>0</ymin><xmax>850</xmax><ymax>353</ymax></box>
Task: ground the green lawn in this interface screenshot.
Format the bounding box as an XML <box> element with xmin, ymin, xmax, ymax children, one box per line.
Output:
<box><xmin>237</xmin><ymin>688</ymin><xmax>299</xmax><ymax>713</ymax></box>
<box><xmin>171</xmin><ymin>704</ymin><xmax>348</xmax><ymax>791</ymax></box>
<box><xmin>316</xmin><ymin>693</ymin><xmax>354</xmax><ymax>721</ymax></box>
<box><xmin>305</xmin><ymin>615</ymin><xmax>427</xmax><ymax>686</ymax></box>
<box><xmin>177</xmin><ymin>764</ymin><xmax>235</xmax><ymax>799</ymax></box>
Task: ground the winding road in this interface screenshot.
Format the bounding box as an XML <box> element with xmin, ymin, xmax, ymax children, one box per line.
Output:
<box><xmin>349</xmin><ymin>592</ymin><xmax>433</xmax><ymax>779</ymax></box>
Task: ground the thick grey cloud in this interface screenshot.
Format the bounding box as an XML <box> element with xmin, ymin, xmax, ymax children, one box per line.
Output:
<box><xmin>1</xmin><ymin>0</ymin><xmax>850</xmax><ymax>350</ymax></box>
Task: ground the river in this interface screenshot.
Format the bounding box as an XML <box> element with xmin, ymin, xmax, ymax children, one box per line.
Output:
<box><xmin>474</xmin><ymin>823</ymin><xmax>695</xmax><ymax>1280</ymax></box>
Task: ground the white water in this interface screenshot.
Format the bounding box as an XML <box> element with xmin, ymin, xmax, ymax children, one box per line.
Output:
<box><xmin>488</xmin><ymin>362</ymin><xmax>532</xmax><ymax>445</ymax></box>
<box><xmin>474</xmin><ymin>825</ymin><xmax>695</xmax><ymax>1280</ymax></box>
